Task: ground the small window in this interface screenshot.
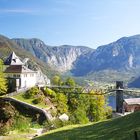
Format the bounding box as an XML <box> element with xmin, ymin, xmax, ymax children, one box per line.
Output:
<box><xmin>17</xmin><ymin>75</ymin><xmax>20</xmax><ymax>78</ymax></box>
<box><xmin>30</xmin><ymin>74</ymin><xmax>34</xmax><ymax>77</ymax></box>
<box><xmin>24</xmin><ymin>74</ymin><xmax>27</xmax><ymax>77</ymax></box>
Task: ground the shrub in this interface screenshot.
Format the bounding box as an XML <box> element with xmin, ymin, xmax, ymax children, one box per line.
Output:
<box><xmin>0</xmin><ymin>126</ymin><xmax>9</xmax><ymax>135</ymax></box>
<box><xmin>105</xmin><ymin>106</ymin><xmax>113</xmax><ymax>119</ymax></box>
<box><xmin>12</xmin><ymin>115</ymin><xmax>30</xmax><ymax>132</ymax></box>
<box><xmin>32</xmin><ymin>95</ymin><xmax>44</xmax><ymax>104</ymax></box>
<box><xmin>44</xmin><ymin>88</ymin><xmax>56</xmax><ymax>98</ymax></box>
<box><xmin>50</xmin><ymin>108</ymin><xmax>57</xmax><ymax>117</ymax></box>
<box><xmin>24</xmin><ymin>87</ymin><xmax>39</xmax><ymax>99</ymax></box>
<box><xmin>48</xmin><ymin>119</ymin><xmax>71</xmax><ymax>129</ymax></box>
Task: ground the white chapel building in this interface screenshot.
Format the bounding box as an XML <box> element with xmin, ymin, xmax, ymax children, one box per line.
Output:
<box><xmin>4</xmin><ymin>52</ymin><xmax>50</xmax><ymax>92</ymax></box>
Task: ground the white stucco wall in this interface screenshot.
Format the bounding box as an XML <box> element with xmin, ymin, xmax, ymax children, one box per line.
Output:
<box><xmin>5</xmin><ymin>72</ymin><xmax>37</xmax><ymax>88</ymax></box>
<box><xmin>20</xmin><ymin>73</ymin><xmax>37</xmax><ymax>88</ymax></box>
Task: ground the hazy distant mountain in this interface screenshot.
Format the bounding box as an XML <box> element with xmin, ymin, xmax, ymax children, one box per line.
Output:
<box><xmin>12</xmin><ymin>38</ymin><xmax>93</xmax><ymax>72</ymax></box>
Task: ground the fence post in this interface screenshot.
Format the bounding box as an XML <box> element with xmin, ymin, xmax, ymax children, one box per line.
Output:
<box><xmin>134</xmin><ymin>131</ymin><xmax>138</xmax><ymax>140</ymax></box>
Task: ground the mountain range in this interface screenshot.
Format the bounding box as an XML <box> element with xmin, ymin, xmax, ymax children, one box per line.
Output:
<box><xmin>12</xmin><ymin>38</ymin><xmax>93</xmax><ymax>72</ymax></box>
<box><xmin>0</xmin><ymin>35</ymin><xmax>58</xmax><ymax>77</ymax></box>
<box><xmin>1</xmin><ymin>34</ymin><xmax>140</xmax><ymax>86</ymax></box>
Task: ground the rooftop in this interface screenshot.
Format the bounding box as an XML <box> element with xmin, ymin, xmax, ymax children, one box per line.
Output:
<box><xmin>4</xmin><ymin>52</ymin><xmax>23</xmax><ymax>65</ymax></box>
<box><xmin>124</xmin><ymin>98</ymin><xmax>140</xmax><ymax>105</ymax></box>
<box><xmin>4</xmin><ymin>65</ymin><xmax>36</xmax><ymax>73</ymax></box>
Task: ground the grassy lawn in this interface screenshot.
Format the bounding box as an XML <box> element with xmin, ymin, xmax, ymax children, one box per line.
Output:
<box><xmin>33</xmin><ymin>111</ymin><xmax>140</xmax><ymax>140</ymax></box>
<box><xmin>13</xmin><ymin>93</ymin><xmax>49</xmax><ymax>109</ymax></box>
<box><xmin>0</xmin><ymin>130</ymin><xmax>35</xmax><ymax>140</ymax></box>
<box><xmin>0</xmin><ymin>136</ymin><xmax>29</xmax><ymax>140</ymax></box>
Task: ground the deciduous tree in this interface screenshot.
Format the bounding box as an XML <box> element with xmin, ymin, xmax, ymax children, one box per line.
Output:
<box><xmin>0</xmin><ymin>59</ymin><xmax>7</xmax><ymax>95</ymax></box>
<box><xmin>52</xmin><ymin>75</ymin><xmax>62</xmax><ymax>86</ymax></box>
<box><xmin>65</xmin><ymin>77</ymin><xmax>75</xmax><ymax>87</ymax></box>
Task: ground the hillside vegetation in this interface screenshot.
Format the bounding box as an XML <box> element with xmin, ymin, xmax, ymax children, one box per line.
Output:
<box><xmin>0</xmin><ymin>98</ymin><xmax>41</xmax><ymax>136</ymax></box>
<box><xmin>13</xmin><ymin>77</ymin><xmax>112</xmax><ymax>125</ymax></box>
<box><xmin>34</xmin><ymin>111</ymin><xmax>140</xmax><ymax>140</ymax></box>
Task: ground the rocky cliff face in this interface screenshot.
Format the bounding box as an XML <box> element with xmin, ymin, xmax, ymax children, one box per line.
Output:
<box><xmin>9</xmin><ymin>34</ymin><xmax>140</xmax><ymax>86</ymax></box>
<box><xmin>51</xmin><ymin>45</ymin><xmax>92</xmax><ymax>71</ymax></box>
<box><xmin>72</xmin><ymin>35</ymin><xmax>140</xmax><ymax>76</ymax></box>
<box><xmin>12</xmin><ymin>38</ymin><xmax>93</xmax><ymax>72</ymax></box>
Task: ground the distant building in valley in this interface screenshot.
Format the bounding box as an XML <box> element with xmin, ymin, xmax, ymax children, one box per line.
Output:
<box><xmin>4</xmin><ymin>52</ymin><xmax>50</xmax><ymax>92</ymax></box>
<box><xmin>124</xmin><ymin>98</ymin><xmax>140</xmax><ymax>112</ymax></box>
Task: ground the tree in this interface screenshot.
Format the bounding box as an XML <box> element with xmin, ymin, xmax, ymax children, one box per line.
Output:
<box><xmin>52</xmin><ymin>75</ymin><xmax>62</xmax><ymax>86</ymax></box>
<box><xmin>0</xmin><ymin>59</ymin><xmax>7</xmax><ymax>95</ymax></box>
<box><xmin>95</xmin><ymin>94</ymin><xmax>106</xmax><ymax>121</ymax></box>
<box><xmin>65</xmin><ymin>77</ymin><xmax>75</xmax><ymax>87</ymax></box>
<box><xmin>24</xmin><ymin>87</ymin><xmax>39</xmax><ymax>99</ymax></box>
<box><xmin>53</xmin><ymin>93</ymin><xmax>68</xmax><ymax>115</ymax></box>
<box><xmin>33</xmin><ymin>94</ymin><xmax>44</xmax><ymax>104</ymax></box>
<box><xmin>87</xmin><ymin>91</ymin><xmax>106</xmax><ymax>122</ymax></box>
<box><xmin>44</xmin><ymin>88</ymin><xmax>56</xmax><ymax>98</ymax></box>
<box><xmin>70</xmin><ymin>107</ymin><xmax>89</xmax><ymax>124</ymax></box>
<box><xmin>69</xmin><ymin>94</ymin><xmax>90</xmax><ymax>124</ymax></box>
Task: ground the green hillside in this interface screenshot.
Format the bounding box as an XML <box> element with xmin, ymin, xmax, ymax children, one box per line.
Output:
<box><xmin>34</xmin><ymin>111</ymin><xmax>140</xmax><ymax>140</ymax></box>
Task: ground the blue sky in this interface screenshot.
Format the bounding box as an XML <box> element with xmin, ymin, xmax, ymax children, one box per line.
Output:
<box><xmin>0</xmin><ymin>0</ymin><xmax>140</xmax><ymax>48</ymax></box>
